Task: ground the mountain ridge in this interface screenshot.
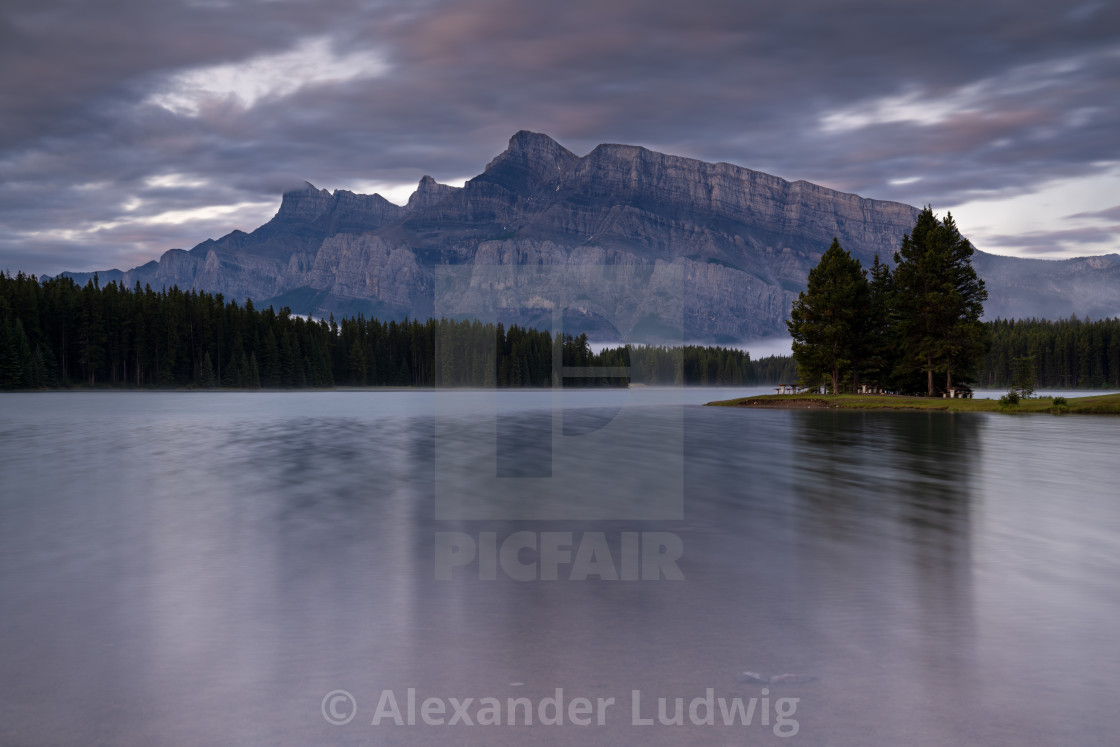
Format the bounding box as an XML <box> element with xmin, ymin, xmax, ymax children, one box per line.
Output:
<box><xmin>61</xmin><ymin>131</ymin><xmax>1120</xmax><ymax>339</ymax></box>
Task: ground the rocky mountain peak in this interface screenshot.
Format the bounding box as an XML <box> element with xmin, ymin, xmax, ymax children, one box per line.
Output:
<box><xmin>406</xmin><ymin>175</ymin><xmax>460</xmax><ymax>210</ymax></box>
<box><xmin>506</xmin><ymin>130</ymin><xmax>572</xmax><ymax>157</ymax></box>
<box><xmin>275</xmin><ymin>181</ymin><xmax>335</xmax><ymax>222</ymax></box>
<box><xmin>478</xmin><ymin>130</ymin><xmax>578</xmax><ymax>191</ymax></box>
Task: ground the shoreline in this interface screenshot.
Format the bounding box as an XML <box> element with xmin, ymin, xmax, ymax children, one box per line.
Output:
<box><xmin>705</xmin><ymin>392</ymin><xmax>1120</xmax><ymax>414</ymax></box>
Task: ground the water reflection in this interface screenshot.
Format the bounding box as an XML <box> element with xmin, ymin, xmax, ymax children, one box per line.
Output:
<box><xmin>2</xmin><ymin>393</ymin><xmax>1120</xmax><ymax>745</ymax></box>
<box><xmin>791</xmin><ymin>411</ymin><xmax>979</xmax><ymax>534</ymax></box>
<box><xmin>786</xmin><ymin>412</ymin><xmax>982</xmax><ymax>738</ymax></box>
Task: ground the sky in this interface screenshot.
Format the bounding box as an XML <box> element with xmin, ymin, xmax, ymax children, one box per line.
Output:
<box><xmin>2</xmin><ymin>0</ymin><xmax>1119</xmax><ymax>276</ymax></box>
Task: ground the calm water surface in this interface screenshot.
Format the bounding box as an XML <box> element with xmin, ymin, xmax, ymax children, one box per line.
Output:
<box><xmin>1</xmin><ymin>389</ymin><xmax>1119</xmax><ymax>745</ymax></box>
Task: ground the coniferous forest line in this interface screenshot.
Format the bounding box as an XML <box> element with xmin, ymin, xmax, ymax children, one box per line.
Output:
<box><xmin>978</xmin><ymin>317</ymin><xmax>1120</xmax><ymax>389</ymax></box>
<box><xmin>0</xmin><ymin>272</ymin><xmax>795</xmax><ymax>389</ymax></box>
<box><xmin>3</xmin><ymin>272</ymin><xmax>1117</xmax><ymax>391</ymax></box>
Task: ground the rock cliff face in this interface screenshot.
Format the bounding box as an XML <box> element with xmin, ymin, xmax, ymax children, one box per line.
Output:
<box><xmin>64</xmin><ymin>132</ymin><xmax>1120</xmax><ymax>340</ymax></box>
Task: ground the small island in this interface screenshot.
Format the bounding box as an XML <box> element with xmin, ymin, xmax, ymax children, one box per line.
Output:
<box><xmin>706</xmin><ymin>391</ymin><xmax>1120</xmax><ymax>414</ymax></box>
<box><xmin>709</xmin><ymin>209</ymin><xmax>1119</xmax><ymax>415</ymax></box>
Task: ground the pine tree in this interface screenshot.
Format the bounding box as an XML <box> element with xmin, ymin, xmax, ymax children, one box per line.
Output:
<box><xmin>248</xmin><ymin>351</ymin><xmax>261</xmax><ymax>388</ymax></box>
<box><xmin>240</xmin><ymin>351</ymin><xmax>253</xmax><ymax>388</ymax></box>
<box><xmin>892</xmin><ymin>208</ymin><xmax>988</xmax><ymax>396</ymax></box>
<box><xmin>227</xmin><ymin>350</ymin><xmax>243</xmax><ymax>388</ymax></box>
<box><xmin>348</xmin><ymin>338</ymin><xmax>368</xmax><ymax>385</ymax></box>
<box><xmin>398</xmin><ymin>358</ymin><xmax>411</xmax><ymax>386</ymax></box>
<box><xmin>859</xmin><ymin>255</ymin><xmax>896</xmax><ymax>390</ymax></box>
<box><xmin>27</xmin><ymin>346</ymin><xmax>47</xmax><ymax>388</ymax></box>
<box><xmin>787</xmin><ymin>238</ymin><xmax>869</xmax><ymax>393</ymax></box>
<box><xmin>198</xmin><ymin>352</ymin><xmax>216</xmax><ymax>388</ymax></box>
<box><xmin>1011</xmin><ymin>355</ymin><xmax>1036</xmax><ymax>398</ymax></box>
<box><xmin>260</xmin><ymin>329</ymin><xmax>280</xmax><ymax>386</ymax></box>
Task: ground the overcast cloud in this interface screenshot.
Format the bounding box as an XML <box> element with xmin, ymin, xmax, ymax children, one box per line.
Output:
<box><xmin>2</xmin><ymin>0</ymin><xmax>1119</xmax><ymax>275</ymax></box>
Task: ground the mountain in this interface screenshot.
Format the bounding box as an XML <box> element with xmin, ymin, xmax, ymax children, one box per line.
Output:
<box><xmin>63</xmin><ymin>131</ymin><xmax>1120</xmax><ymax>341</ymax></box>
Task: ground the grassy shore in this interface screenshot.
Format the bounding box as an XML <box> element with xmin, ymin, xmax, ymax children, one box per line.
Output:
<box><xmin>706</xmin><ymin>392</ymin><xmax>1120</xmax><ymax>414</ymax></box>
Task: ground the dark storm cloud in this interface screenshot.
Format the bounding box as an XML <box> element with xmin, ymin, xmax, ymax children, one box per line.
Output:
<box><xmin>2</xmin><ymin>0</ymin><xmax>1119</xmax><ymax>275</ymax></box>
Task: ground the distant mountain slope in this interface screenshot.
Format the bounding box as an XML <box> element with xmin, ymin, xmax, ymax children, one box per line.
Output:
<box><xmin>972</xmin><ymin>252</ymin><xmax>1120</xmax><ymax>321</ymax></box>
<box><xmin>63</xmin><ymin>131</ymin><xmax>1120</xmax><ymax>340</ymax></box>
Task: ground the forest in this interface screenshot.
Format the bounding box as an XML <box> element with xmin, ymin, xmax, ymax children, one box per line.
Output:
<box><xmin>0</xmin><ymin>271</ymin><xmax>794</xmax><ymax>389</ymax></box>
<box><xmin>979</xmin><ymin>317</ymin><xmax>1120</xmax><ymax>389</ymax></box>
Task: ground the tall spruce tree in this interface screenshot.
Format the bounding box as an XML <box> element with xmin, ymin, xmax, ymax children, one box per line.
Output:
<box><xmin>787</xmin><ymin>238</ymin><xmax>869</xmax><ymax>393</ymax></box>
<box><xmin>198</xmin><ymin>352</ymin><xmax>216</xmax><ymax>388</ymax></box>
<box><xmin>892</xmin><ymin>208</ymin><xmax>988</xmax><ymax>396</ymax></box>
<box><xmin>859</xmin><ymin>255</ymin><xmax>896</xmax><ymax>390</ymax></box>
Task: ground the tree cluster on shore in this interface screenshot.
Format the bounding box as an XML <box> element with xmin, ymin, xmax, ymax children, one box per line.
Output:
<box><xmin>787</xmin><ymin>208</ymin><xmax>988</xmax><ymax>396</ymax></box>
<box><xmin>0</xmin><ymin>271</ymin><xmax>794</xmax><ymax>389</ymax></box>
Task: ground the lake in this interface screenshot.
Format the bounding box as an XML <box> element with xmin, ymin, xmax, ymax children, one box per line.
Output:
<box><xmin>2</xmin><ymin>389</ymin><xmax>1119</xmax><ymax>745</ymax></box>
